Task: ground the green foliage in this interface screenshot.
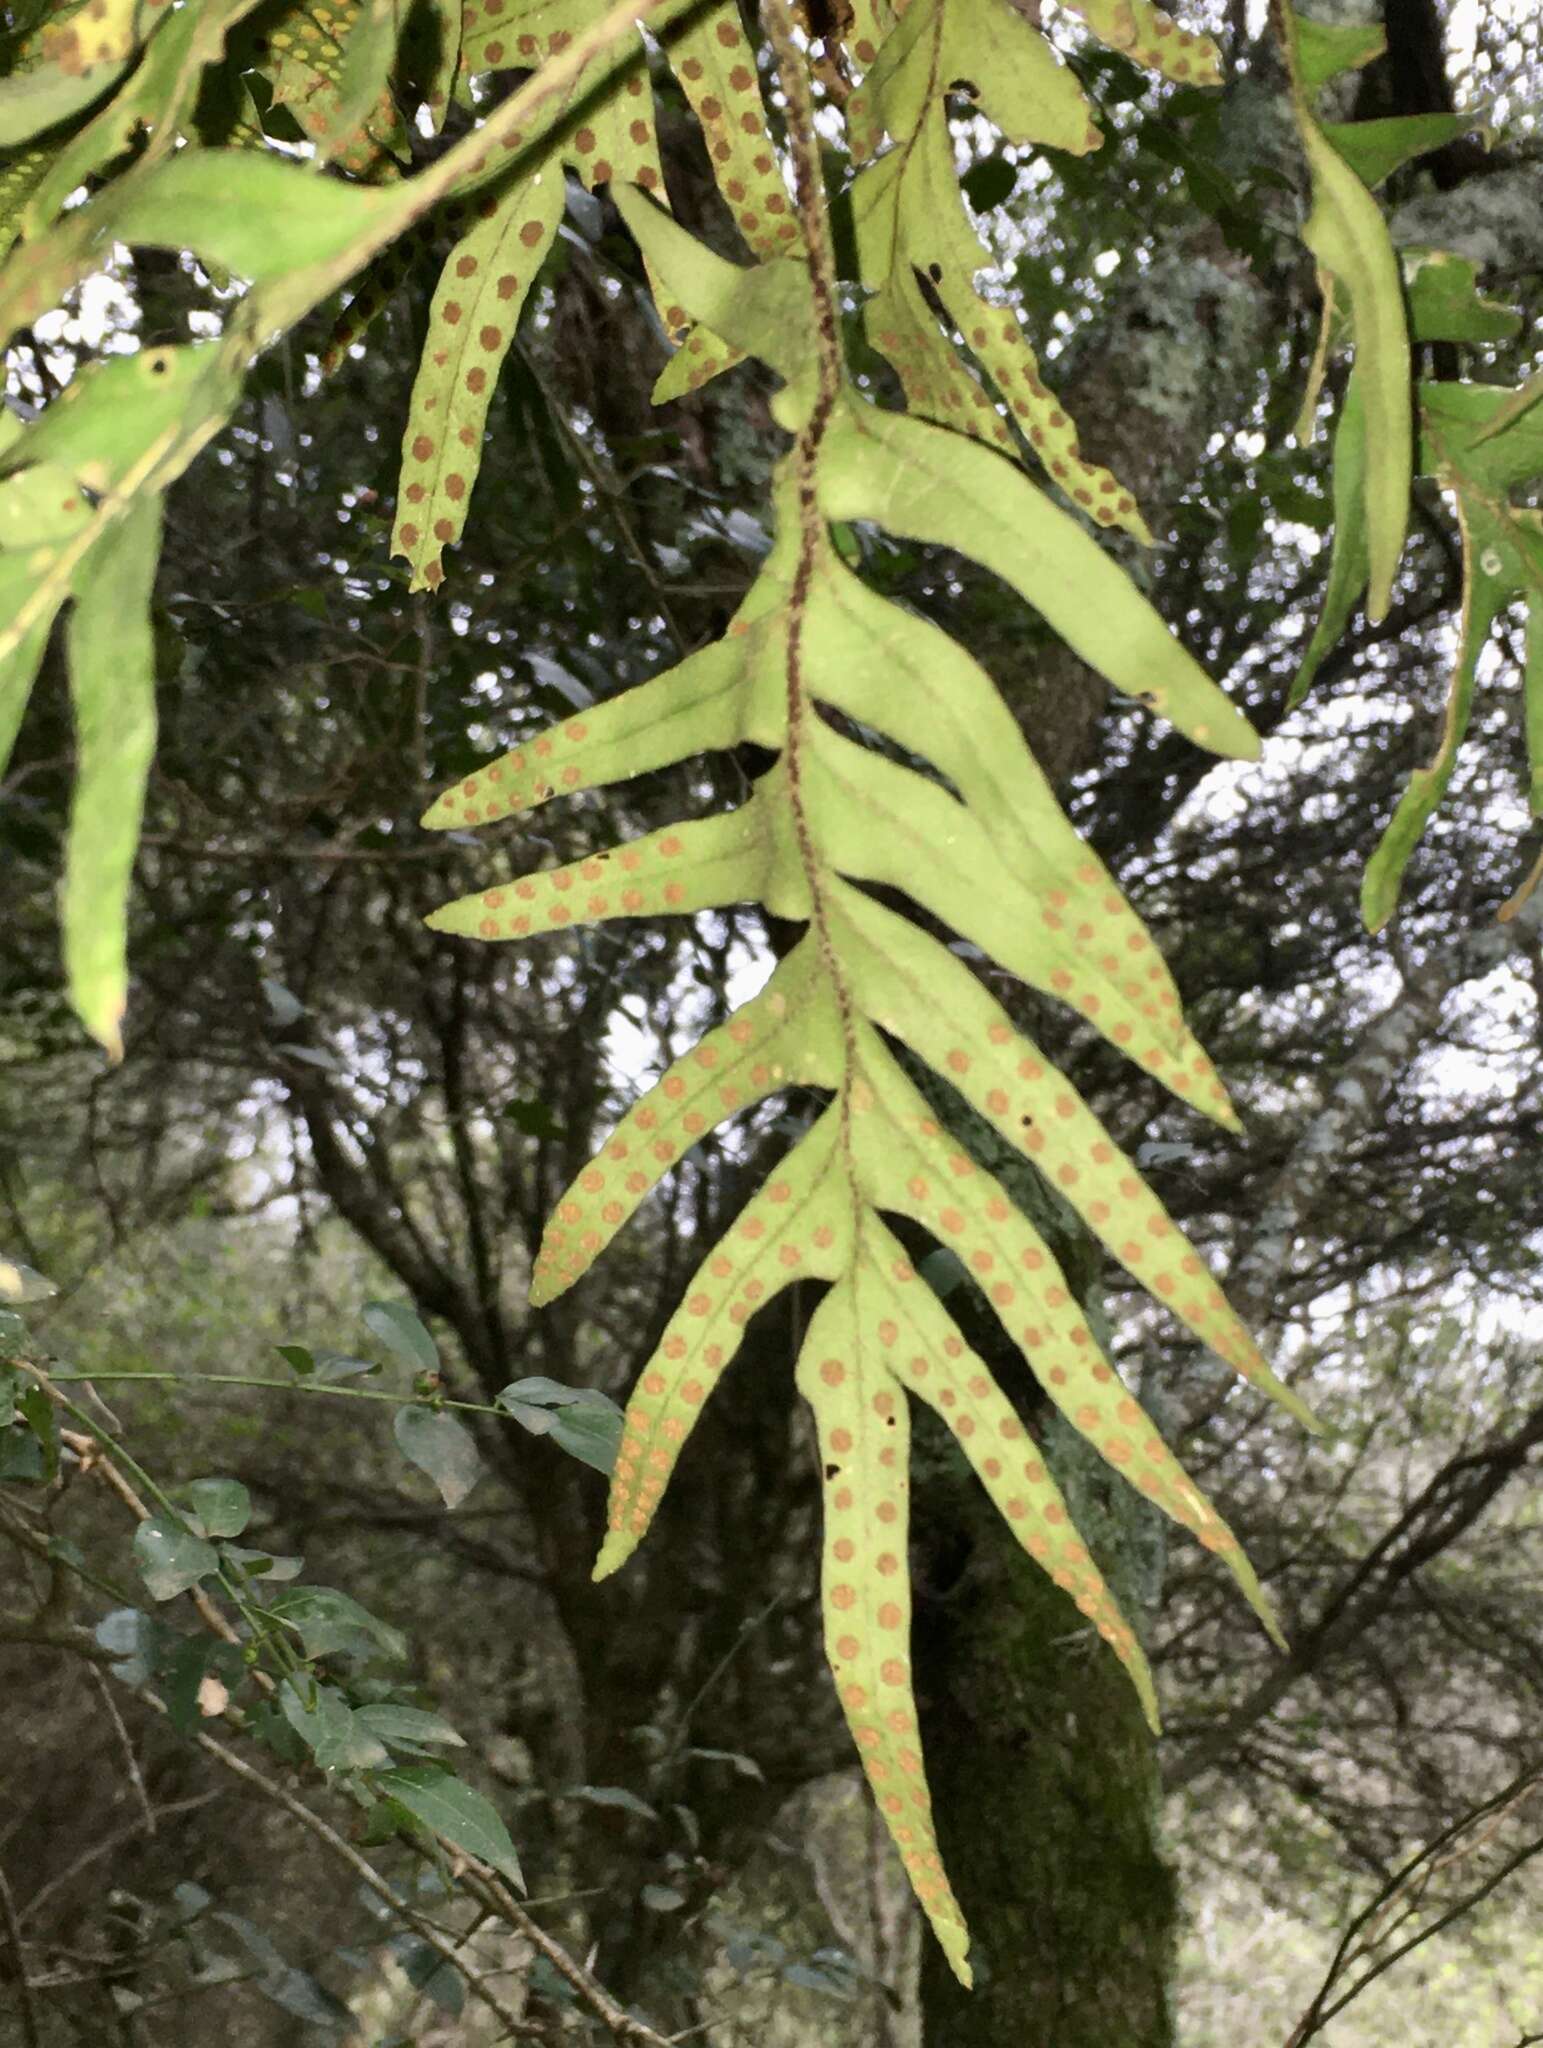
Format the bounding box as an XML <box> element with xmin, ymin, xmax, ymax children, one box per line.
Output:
<box><xmin>393</xmin><ymin>1402</ymin><xmax>484</xmax><ymax>1506</ymax></box>
<box><xmin>133</xmin><ymin>1513</ymin><xmax>221</xmax><ymax>1600</ymax></box>
<box><xmin>1362</xmin><ymin>379</ymin><xmax>1543</xmax><ymax>930</ymax></box>
<box><xmin>1289</xmin><ymin>246</ymin><xmax>1543</xmax><ymax>924</ymax></box>
<box><xmin>1</xmin><ymin>0</ymin><xmax>1523</xmax><ymax>1993</ymax></box>
<box><xmin>1279</xmin><ymin>4</ymin><xmax>1410</xmax><ymax>627</ymax></box>
<box><xmin>409</xmin><ymin>0</ymin><xmax>1299</xmax><ymax>1981</ymax></box>
<box><xmin>377</xmin><ymin>1762</ymin><xmax>526</xmax><ymax>1888</ymax></box>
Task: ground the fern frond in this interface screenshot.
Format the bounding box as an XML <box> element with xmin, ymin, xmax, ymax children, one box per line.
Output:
<box><xmin>1278</xmin><ymin>3</ymin><xmax>1411</xmax><ymax>625</ymax></box>
<box><xmin>848</xmin><ymin>0</ymin><xmax>1153</xmax><ymax>531</ymax></box>
<box><xmin>1361</xmin><ymin>380</ymin><xmax>1543</xmax><ymax>929</ymax></box>
<box><xmin>425</xmin><ymin>14</ymin><xmax>1320</xmax><ymax>1968</ymax></box>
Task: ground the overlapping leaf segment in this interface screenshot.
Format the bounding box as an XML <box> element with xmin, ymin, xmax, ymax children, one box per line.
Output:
<box><xmin>0</xmin><ymin>0</ymin><xmax>658</xmax><ymax>1051</ymax></box>
<box><xmin>421</xmin><ymin>0</ymin><xmax>1317</xmax><ymax>1980</ymax></box>
<box><xmin>1279</xmin><ymin>9</ymin><xmax>1542</xmax><ymax>927</ymax></box>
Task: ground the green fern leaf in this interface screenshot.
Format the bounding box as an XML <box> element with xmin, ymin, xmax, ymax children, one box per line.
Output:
<box><xmin>395</xmin><ymin>171</ymin><xmax>565</xmax><ymax>588</ymax></box>
<box><xmin>0</xmin><ymin>146</ymin><xmax>50</xmax><ymax>265</ymax></box>
<box><xmin>845</xmin><ymin>0</ymin><xmax>1152</xmax><ymax>532</ymax></box>
<box><xmin>397</xmin><ymin>3</ymin><xmax>680</xmax><ymax>585</ymax></box>
<box><xmin>1281</xmin><ymin>5</ymin><xmax>1411</xmax><ymax>626</ymax></box>
<box><xmin>321</xmin><ymin>218</ymin><xmax>435</xmax><ymax>376</ymax></box>
<box><xmin>0</xmin><ymin>0</ymin><xmax>153</xmax><ymax>148</ymax></box>
<box><xmin>0</xmin><ymin>342</ymin><xmax>241</xmax><ymax>1051</ymax></box>
<box><xmin>847</xmin><ymin>0</ymin><xmax>1099</xmax><ymax>162</ymax></box>
<box><xmin>1055</xmin><ymin>0</ymin><xmax>1224</xmax><ymax>85</ymax></box>
<box><xmin>1363</xmin><ymin>381</ymin><xmax>1543</xmax><ymax>929</ymax></box>
<box><xmin>254</xmin><ymin>0</ymin><xmax>411</xmax><ymax>175</ymax></box>
<box><xmin>0</xmin><ymin>0</ymin><xmax>1338</xmax><ymax>1974</ymax></box>
<box><xmin>425</xmin><ymin>190</ymin><xmax>1315</xmax><ymax>1972</ymax></box>
<box><xmin>650</xmin><ymin>321</ymin><xmax>747</xmax><ymax>401</ymax></box>
<box><xmin>60</xmin><ymin>493</ymin><xmax>161</xmax><ymax>1062</ymax></box>
<box><xmin>659</xmin><ymin>0</ymin><xmax>796</xmax><ymax>259</ymax></box>
<box><xmin>817</xmin><ymin>403</ymin><xmax>1259</xmax><ymax>758</ymax></box>
<box><xmin>536</xmin><ymin>937</ymin><xmax>842</xmax><ymax>1300</ymax></box>
<box><xmin>19</xmin><ymin>0</ymin><xmax>269</xmax><ymax>241</ymax></box>
<box><xmin>0</xmin><ymin>344</ymin><xmax>240</xmax><ymax>672</ymax></box>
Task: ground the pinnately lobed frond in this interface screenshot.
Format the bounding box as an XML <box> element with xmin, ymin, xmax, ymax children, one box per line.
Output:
<box><xmin>0</xmin><ymin>0</ymin><xmax>1348</xmax><ymax>1983</ymax></box>
<box><xmin>420</xmin><ymin>0</ymin><xmax>1323</xmax><ymax>1981</ymax></box>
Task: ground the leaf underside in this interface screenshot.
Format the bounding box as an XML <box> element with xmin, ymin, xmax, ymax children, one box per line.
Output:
<box><xmin>417</xmin><ymin>0</ymin><xmax>1323</xmax><ymax>1975</ymax></box>
<box><xmin>0</xmin><ymin>0</ymin><xmax>1364</xmax><ymax>1983</ymax></box>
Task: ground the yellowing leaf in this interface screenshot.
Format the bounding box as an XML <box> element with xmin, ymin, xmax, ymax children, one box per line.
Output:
<box><xmin>394</xmin><ymin>168</ymin><xmax>565</xmax><ymax>589</ymax></box>
<box><xmin>1053</xmin><ymin>0</ymin><xmax>1223</xmax><ymax>86</ymax></box>
<box><xmin>61</xmin><ymin>492</ymin><xmax>162</xmax><ymax>1060</ymax></box>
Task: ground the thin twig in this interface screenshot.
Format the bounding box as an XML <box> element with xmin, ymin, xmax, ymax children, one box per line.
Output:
<box><xmin>1285</xmin><ymin>1766</ymin><xmax>1543</xmax><ymax>2045</ymax></box>
<box><xmin>139</xmin><ymin>1701</ymin><xmax>547</xmax><ymax>2041</ymax></box>
<box><xmin>459</xmin><ymin>1866</ymin><xmax>675</xmax><ymax>2047</ymax></box>
<box><xmin>53</xmin><ymin>1421</ymin><xmax>269</xmax><ymax>1686</ymax></box>
<box><xmin>89</xmin><ymin>1662</ymin><xmax>156</xmax><ymax>1838</ymax></box>
<box><xmin>0</xmin><ymin>1857</ymin><xmax>41</xmax><ymax>2048</ymax></box>
<box><xmin>19</xmin><ymin>1795</ymin><xmax>221</xmax><ymax>1929</ymax></box>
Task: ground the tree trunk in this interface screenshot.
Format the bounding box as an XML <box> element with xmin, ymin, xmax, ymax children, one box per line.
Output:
<box><xmin>893</xmin><ymin>1045</ymin><xmax>1178</xmax><ymax>2043</ymax></box>
<box><xmin>912</xmin><ymin>1417</ymin><xmax>1175</xmax><ymax>2046</ymax></box>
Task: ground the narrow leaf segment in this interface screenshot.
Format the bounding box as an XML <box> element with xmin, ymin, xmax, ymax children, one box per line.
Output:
<box><xmin>423</xmin><ymin>0</ymin><xmax>1313</xmax><ymax>1980</ymax></box>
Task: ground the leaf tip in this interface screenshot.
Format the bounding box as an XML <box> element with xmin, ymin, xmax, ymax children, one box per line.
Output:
<box><xmin>593</xmin><ymin>1531</ymin><xmax>634</xmax><ymax>1582</ymax></box>
<box><xmin>76</xmin><ymin>993</ymin><xmax>125</xmax><ymax>1064</ymax></box>
<box><xmin>527</xmin><ymin>1254</ymin><xmax>565</xmax><ymax>1310</ymax></box>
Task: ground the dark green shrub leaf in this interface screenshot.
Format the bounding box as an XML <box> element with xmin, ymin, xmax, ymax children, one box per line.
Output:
<box><xmin>392</xmin><ymin>1405</ymin><xmax>482</xmax><ymax>1509</ymax></box>
<box><xmin>353</xmin><ymin>1704</ymin><xmax>466</xmax><ymax>1752</ymax></box>
<box><xmin>362</xmin><ymin>1298</ymin><xmax>439</xmax><ymax>1374</ymax></box>
<box><xmin>280</xmin><ymin>1677</ymin><xmax>391</xmax><ymax>1771</ymax></box>
<box><xmin>375</xmin><ymin>1766</ymin><xmax>524</xmax><ymax>1889</ymax></box>
<box><xmin>185</xmin><ymin>1477</ymin><xmax>251</xmax><ymax>1539</ymax></box>
<box><xmin>562</xmin><ymin>1784</ymin><xmax>658</xmax><ymax>1821</ymax></box>
<box><xmin>134</xmin><ymin>1516</ymin><xmax>220</xmax><ymax>1602</ymax></box>
<box><xmin>268</xmin><ymin>1587</ymin><xmax>406</xmax><ymax>1665</ymax></box>
<box><xmin>223</xmin><ymin>1545</ymin><xmax>304</xmax><ymax>1582</ymax></box>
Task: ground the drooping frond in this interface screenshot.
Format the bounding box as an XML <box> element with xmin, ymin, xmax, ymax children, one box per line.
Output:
<box><xmin>420</xmin><ymin>37</ymin><xmax>1320</xmax><ymax>1973</ymax></box>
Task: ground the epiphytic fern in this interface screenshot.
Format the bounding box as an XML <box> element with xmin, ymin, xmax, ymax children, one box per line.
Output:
<box><xmin>1276</xmin><ymin>14</ymin><xmax>1541</xmax><ymax>925</ymax></box>
<box><xmin>6</xmin><ymin>0</ymin><xmax>1497</xmax><ymax>1980</ymax></box>
<box><xmin>414</xmin><ymin>0</ymin><xmax>1324</xmax><ymax>1980</ymax></box>
<box><xmin>0</xmin><ymin>0</ymin><xmax>683</xmax><ymax>1049</ymax></box>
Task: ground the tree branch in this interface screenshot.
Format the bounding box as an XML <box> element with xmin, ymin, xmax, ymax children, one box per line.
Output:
<box><xmin>1165</xmin><ymin>1396</ymin><xmax>1543</xmax><ymax>1790</ymax></box>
